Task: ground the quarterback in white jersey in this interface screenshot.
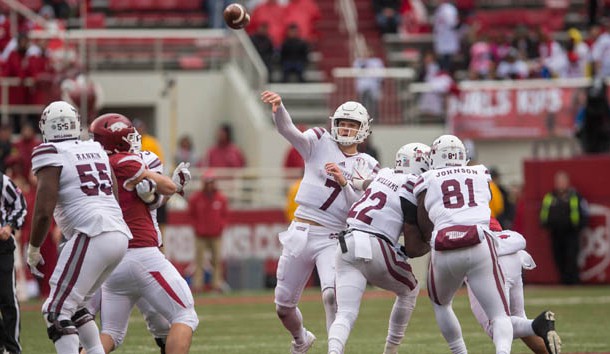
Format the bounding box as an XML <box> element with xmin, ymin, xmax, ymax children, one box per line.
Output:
<box><xmin>262</xmin><ymin>91</ymin><xmax>379</xmax><ymax>353</ymax></box>
<box><xmin>328</xmin><ymin>143</ymin><xmax>430</xmax><ymax>354</ymax></box>
<box><xmin>413</xmin><ymin>135</ymin><xmax>513</xmax><ymax>354</ymax></box>
<box><xmin>26</xmin><ymin>101</ymin><xmax>132</xmax><ymax>354</ymax></box>
<box><xmin>468</xmin><ymin>222</ymin><xmax>562</xmax><ymax>354</ymax></box>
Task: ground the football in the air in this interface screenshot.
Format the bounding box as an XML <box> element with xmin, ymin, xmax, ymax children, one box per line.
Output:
<box><xmin>223</xmin><ymin>3</ymin><xmax>250</xmax><ymax>30</ymax></box>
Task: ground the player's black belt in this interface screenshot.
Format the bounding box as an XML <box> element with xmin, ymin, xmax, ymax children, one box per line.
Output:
<box><xmin>337</xmin><ymin>228</ymin><xmax>395</xmax><ymax>254</ymax></box>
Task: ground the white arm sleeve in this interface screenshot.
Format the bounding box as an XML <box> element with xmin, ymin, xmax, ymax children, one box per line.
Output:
<box><xmin>272</xmin><ymin>104</ymin><xmax>314</xmax><ymax>160</ymax></box>
<box><xmin>343</xmin><ymin>183</ymin><xmax>362</xmax><ymax>207</ymax></box>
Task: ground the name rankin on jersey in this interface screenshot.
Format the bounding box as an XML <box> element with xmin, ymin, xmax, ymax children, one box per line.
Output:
<box><xmin>75</xmin><ymin>152</ymin><xmax>102</xmax><ymax>161</ymax></box>
<box><xmin>435</xmin><ymin>168</ymin><xmax>479</xmax><ymax>178</ymax></box>
<box><xmin>376</xmin><ymin>176</ymin><xmax>399</xmax><ymax>192</ymax></box>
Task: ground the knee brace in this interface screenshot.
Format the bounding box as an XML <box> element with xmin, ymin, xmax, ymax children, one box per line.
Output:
<box><xmin>71</xmin><ymin>308</ymin><xmax>94</xmax><ymax>328</ymax></box>
<box><xmin>45</xmin><ymin>312</ymin><xmax>78</xmax><ymax>342</ymax></box>
<box><xmin>322</xmin><ymin>287</ymin><xmax>336</xmax><ymax>308</ymax></box>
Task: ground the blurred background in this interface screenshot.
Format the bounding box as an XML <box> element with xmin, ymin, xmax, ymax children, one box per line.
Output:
<box><xmin>1</xmin><ymin>0</ymin><xmax>609</xmax><ymax>300</ymax></box>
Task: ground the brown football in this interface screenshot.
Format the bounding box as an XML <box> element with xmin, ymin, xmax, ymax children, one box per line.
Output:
<box><xmin>223</xmin><ymin>3</ymin><xmax>250</xmax><ymax>30</ymax></box>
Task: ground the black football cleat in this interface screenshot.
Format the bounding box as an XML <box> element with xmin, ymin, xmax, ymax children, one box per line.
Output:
<box><xmin>532</xmin><ymin>310</ymin><xmax>562</xmax><ymax>354</ymax></box>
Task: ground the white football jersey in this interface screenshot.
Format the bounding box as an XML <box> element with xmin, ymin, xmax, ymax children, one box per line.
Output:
<box><xmin>139</xmin><ymin>150</ymin><xmax>163</xmax><ymax>246</ymax></box>
<box><xmin>295</xmin><ymin>128</ymin><xmax>379</xmax><ymax>230</ymax></box>
<box><xmin>347</xmin><ymin>168</ymin><xmax>418</xmax><ymax>244</ymax></box>
<box><xmin>414</xmin><ymin>164</ymin><xmax>491</xmax><ymax>233</ymax></box>
<box><xmin>31</xmin><ymin>140</ymin><xmax>132</xmax><ymax>240</ymax></box>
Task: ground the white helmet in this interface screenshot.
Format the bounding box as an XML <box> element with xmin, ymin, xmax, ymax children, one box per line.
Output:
<box><xmin>329</xmin><ymin>101</ymin><xmax>371</xmax><ymax>145</ymax></box>
<box><xmin>128</xmin><ymin>128</ymin><xmax>142</xmax><ymax>154</ymax></box>
<box><xmin>395</xmin><ymin>143</ymin><xmax>431</xmax><ymax>175</ymax></box>
<box><xmin>39</xmin><ymin>101</ymin><xmax>81</xmax><ymax>143</ymax></box>
<box><xmin>430</xmin><ymin>135</ymin><xmax>467</xmax><ymax>169</ymax></box>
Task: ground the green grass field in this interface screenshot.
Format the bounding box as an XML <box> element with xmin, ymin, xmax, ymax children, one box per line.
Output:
<box><xmin>20</xmin><ymin>285</ymin><xmax>610</xmax><ymax>353</ymax></box>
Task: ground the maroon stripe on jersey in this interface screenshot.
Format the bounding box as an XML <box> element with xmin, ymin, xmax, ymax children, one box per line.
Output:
<box><xmin>32</xmin><ymin>146</ymin><xmax>58</xmax><ymax>158</ymax></box>
<box><xmin>313</xmin><ymin>127</ymin><xmax>323</xmax><ymax>139</ymax></box>
<box><xmin>48</xmin><ymin>235</ymin><xmax>90</xmax><ymax>314</ymax></box>
<box><xmin>406</xmin><ymin>181</ymin><xmax>415</xmax><ymax>187</ymax></box>
<box><xmin>373</xmin><ymin>164</ymin><xmax>380</xmax><ymax>173</ymax></box>
<box><xmin>428</xmin><ymin>254</ymin><xmax>441</xmax><ymax>305</ymax></box>
<box><xmin>148</xmin><ymin>159</ymin><xmax>162</xmax><ymax>169</ymax></box>
<box><xmin>402</xmin><ymin>183</ymin><xmax>413</xmax><ymax>193</ymax></box>
<box><xmin>414</xmin><ymin>178</ymin><xmax>423</xmax><ymax>188</ymax></box>
<box><xmin>377</xmin><ymin>239</ymin><xmax>416</xmax><ymax>290</ymax></box>
<box><xmin>485</xmin><ymin>234</ymin><xmax>510</xmax><ymax>316</ymax></box>
<box><xmin>150</xmin><ymin>271</ymin><xmax>186</xmax><ymax>308</ymax></box>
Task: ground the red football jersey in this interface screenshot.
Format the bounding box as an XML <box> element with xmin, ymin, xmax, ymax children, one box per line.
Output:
<box><xmin>110</xmin><ymin>152</ymin><xmax>158</xmax><ymax>248</ymax></box>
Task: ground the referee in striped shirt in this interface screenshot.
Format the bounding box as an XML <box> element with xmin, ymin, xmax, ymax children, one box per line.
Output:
<box><xmin>0</xmin><ymin>173</ymin><xmax>26</xmax><ymax>354</ymax></box>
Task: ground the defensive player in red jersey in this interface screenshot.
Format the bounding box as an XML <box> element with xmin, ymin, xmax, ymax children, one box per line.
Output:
<box><xmin>90</xmin><ymin>114</ymin><xmax>198</xmax><ymax>354</ymax></box>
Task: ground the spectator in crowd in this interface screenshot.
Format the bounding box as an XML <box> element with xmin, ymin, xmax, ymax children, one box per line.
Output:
<box><xmin>0</xmin><ymin>11</ymin><xmax>11</xmax><ymax>55</ymax></box>
<box><xmin>283</xmin><ymin>124</ymin><xmax>307</xmax><ymax>170</ymax></box>
<box><xmin>353</xmin><ymin>46</ymin><xmax>385</xmax><ymax>120</ymax></box>
<box><xmin>0</xmin><ymin>172</ymin><xmax>26</xmax><ymax>354</ymax></box>
<box><xmin>188</xmin><ymin>171</ymin><xmax>229</xmax><ymax>292</ymax></box>
<box><xmin>432</xmin><ymin>0</ymin><xmax>460</xmax><ymax>72</ymax></box>
<box><xmin>283</xmin><ymin>0</ymin><xmax>321</xmax><ymax>42</ymax></box>
<box><xmin>565</xmin><ymin>28</ymin><xmax>591</xmax><ymax>79</ymax></box>
<box><xmin>490</xmin><ymin>167</ymin><xmax>514</xmax><ymax>229</ymax></box>
<box><xmin>538</xmin><ymin>27</ymin><xmax>568</xmax><ymax>78</ymax></box>
<box><xmin>469</xmin><ymin>32</ymin><xmax>492</xmax><ymax>79</ymax></box>
<box><xmin>489</xmin><ymin>31</ymin><xmax>511</xmax><ymax>64</ymax></box>
<box><xmin>591</xmin><ymin>21</ymin><xmax>610</xmax><ymax>79</ymax></box>
<box><xmin>540</xmin><ymin>171</ymin><xmax>589</xmax><ymax>285</ymax></box>
<box><xmin>133</xmin><ymin>119</ymin><xmax>164</xmax><ymax>163</ymax></box>
<box><xmin>280</xmin><ymin>24</ymin><xmax>309</xmax><ymax>83</ymax></box>
<box><xmin>399</xmin><ymin>0</ymin><xmax>428</xmax><ymax>34</ymax></box>
<box><xmin>488</xmin><ymin>169</ymin><xmax>505</xmax><ymax>219</ymax></box>
<box><xmin>174</xmin><ymin>135</ymin><xmax>198</xmax><ymax>167</ymax></box>
<box><xmin>10</xmin><ymin>124</ymin><xmax>40</xmax><ymax>183</ymax></box>
<box><xmin>198</xmin><ymin>123</ymin><xmax>246</xmax><ymax>168</ymax></box>
<box><xmin>577</xmin><ymin>77</ymin><xmax>610</xmax><ymax>153</ymax></box>
<box><xmin>512</xmin><ymin>25</ymin><xmax>539</xmax><ymax>60</ymax></box>
<box><xmin>373</xmin><ymin>0</ymin><xmax>402</xmax><ymax>34</ymax></box>
<box><xmin>44</xmin><ymin>0</ymin><xmax>71</xmax><ymax>20</ymax></box>
<box><xmin>248</xmin><ymin>0</ymin><xmax>286</xmax><ymax>47</ymax></box>
<box><xmin>496</xmin><ymin>48</ymin><xmax>529</xmax><ymax>80</ymax></box>
<box><xmin>418</xmin><ymin>51</ymin><xmax>455</xmax><ymax>119</ymax></box>
<box><xmin>28</xmin><ymin>37</ymin><xmax>54</xmax><ymax>106</ymax></box>
<box><xmin>0</xmin><ymin>126</ymin><xmax>12</xmax><ymax>173</ymax></box>
<box><xmin>250</xmin><ymin>22</ymin><xmax>275</xmax><ymax>80</ymax></box>
<box><xmin>2</xmin><ymin>33</ymin><xmax>31</xmax><ymax>106</ymax></box>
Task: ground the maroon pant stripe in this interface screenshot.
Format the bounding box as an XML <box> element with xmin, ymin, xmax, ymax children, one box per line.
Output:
<box><xmin>150</xmin><ymin>271</ymin><xmax>186</xmax><ymax>308</ymax></box>
<box><xmin>485</xmin><ymin>234</ymin><xmax>510</xmax><ymax>316</ymax></box>
<box><xmin>427</xmin><ymin>252</ymin><xmax>441</xmax><ymax>305</ymax></box>
<box><xmin>377</xmin><ymin>239</ymin><xmax>416</xmax><ymax>290</ymax></box>
<box><xmin>48</xmin><ymin>235</ymin><xmax>90</xmax><ymax>314</ymax></box>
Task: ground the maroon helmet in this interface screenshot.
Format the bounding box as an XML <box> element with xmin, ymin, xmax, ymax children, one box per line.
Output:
<box><xmin>90</xmin><ymin>113</ymin><xmax>137</xmax><ymax>154</ymax></box>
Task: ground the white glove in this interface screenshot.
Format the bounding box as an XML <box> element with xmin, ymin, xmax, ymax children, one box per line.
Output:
<box><xmin>136</xmin><ymin>178</ymin><xmax>158</xmax><ymax>203</ymax></box>
<box><xmin>27</xmin><ymin>244</ymin><xmax>45</xmax><ymax>278</ymax></box>
<box><xmin>172</xmin><ymin>162</ymin><xmax>191</xmax><ymax>195</ymax></box>
<box><xmin>351</xmin><ymin>158</ymin><xmax>374</xmax><ymax>191</ymax></box>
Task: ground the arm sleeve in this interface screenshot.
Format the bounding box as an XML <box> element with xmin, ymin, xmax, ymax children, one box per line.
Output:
<box><xmin>3</xmin><ymin>177</ymin><xmax>26</xmax><ymax>229</ymax></box>
<box><xmin>342</xmin><ymin>183</ymin><xmax>362</xmax><ymax>207</ymax></box>
<box><xmin>272</xmin><ymin>104</ymin><xmax>315</xmax><ymax>160</ymax></box>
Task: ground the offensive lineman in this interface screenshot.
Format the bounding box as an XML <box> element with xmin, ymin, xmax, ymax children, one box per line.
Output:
<box><xmin>261</xmin><ymin>91</ymin><xmax>379</xmax><ymax>353</ymax></box>
<box><xmin>90</xmin><ymin>113</ymin><xmax>198</xmax><ymax>354</ymax></box>
<box><xmin>327</xmin><ymin>143</ymin><xmax>431</xmax><ymax>354</ymax></box>
<box><xmin>413</xmin><ymin>135</ymin><xmax>513</xmax><ymax>354</ymax></box>
<box><xmin>27</xmin><ymin>101</ymin><xmax>132</xmax><ymax>354</ymax></box>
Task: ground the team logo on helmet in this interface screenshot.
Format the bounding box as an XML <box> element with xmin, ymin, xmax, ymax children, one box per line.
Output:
<box><xmin>109</xmin><ymin>121</ymin><xmax>130</xmax><ymax>132</ymax></box>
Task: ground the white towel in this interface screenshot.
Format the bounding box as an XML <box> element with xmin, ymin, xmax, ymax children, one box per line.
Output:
<box><xmin>352</xmin><ymin>230</ymin><xmax>373</xmax><ymax>261</ymax></box>
<box><xmin>518</xmin><ymin>250</ymin><xmax>537</xmax><ymax>270</ymax></box>
<box><xmin>278</xmin><ymin>222</ymin><xmax>309</xmax><ymax>257</ymax></box>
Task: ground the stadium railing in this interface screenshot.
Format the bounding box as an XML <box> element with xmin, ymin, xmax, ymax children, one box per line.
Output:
<box><xmin>0</xmin><ymin>77</ymin><xmax>45</xmax><ymax>125</ymax></box>
<box><xmin>171</xmin><ymin>167</ymin><xmax>303</xmax><ymax>210</ymax></box>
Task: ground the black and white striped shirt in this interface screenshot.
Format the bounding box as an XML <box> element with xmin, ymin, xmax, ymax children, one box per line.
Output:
<box><xmin>0</xmin><ymin>173</ymin><xmax>26</xmax><ymax>233</ymax></box>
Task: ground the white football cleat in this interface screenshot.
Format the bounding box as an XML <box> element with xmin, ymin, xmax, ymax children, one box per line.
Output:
<box><xmin>383</xmin><ymin>342</ymin><xmax>399</xmax><ymax>354</ymax></box>
<box><xmin>291</xmin><ymin>330</ymin><xmax>316</xmax><ymax>354</ymax></box>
